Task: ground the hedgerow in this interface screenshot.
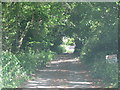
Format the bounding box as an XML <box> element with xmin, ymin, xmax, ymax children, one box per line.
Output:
<box><xmin>80</xmin><ymin>35</ymin><xmax>118</xmax><ymax>88</ymax></box>
<box><xmin>1</xmin><ymin>50</ymin><xmax>55</xmax><ymax>88</ymax></box>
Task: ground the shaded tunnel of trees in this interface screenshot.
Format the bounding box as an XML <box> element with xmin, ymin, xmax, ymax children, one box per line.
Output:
<box><xmin>1</xmin><ymin>2</ymin><xmax>119</xmax><ymax>88</ymax></box>
<box><xmin>2</xmin><ymin>2</ymin><xmax>118</xmax><ymax>54</ymax></box>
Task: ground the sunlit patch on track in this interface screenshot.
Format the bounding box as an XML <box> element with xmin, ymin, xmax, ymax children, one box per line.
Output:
<box><xmin>20</xmin><ymin>54</ymin><xmax>102</xmax><ymax>88</ymax></box>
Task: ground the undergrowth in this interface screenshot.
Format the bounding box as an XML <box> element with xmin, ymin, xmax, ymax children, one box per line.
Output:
<box><xmin>1</xmin><ymin>50</ymin><xmax>55</xmax><ymax>88</ymax></box>
<box><xmin>80</xmin><ymin>50</ymin><xmax>118</xmax><ymax>88</ymax></box>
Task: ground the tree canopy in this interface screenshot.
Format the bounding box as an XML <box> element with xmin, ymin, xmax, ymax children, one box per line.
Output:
<box><xmin>2</xmin><ymin>2</ymin><xmax>118</xmax><ymax>54</ymax></box>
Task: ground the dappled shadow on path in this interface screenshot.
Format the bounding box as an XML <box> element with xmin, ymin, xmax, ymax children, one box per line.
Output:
<box><xmin>20</xmin><ymin>53</ymin><xmax>101</xmax><ymax>88</ymax></box>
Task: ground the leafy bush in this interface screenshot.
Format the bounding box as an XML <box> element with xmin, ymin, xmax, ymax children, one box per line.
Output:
<box><xmin>1</xmin><ymin>50</ymin><xmax>55</xmax><ymax>88</ymax></box>
<box><xmin>16</xmin><ymin>50</ymin><xmax>55</xmax><ymax>73</ymax></box>
<box><xmin>80</xmin><ymin>32</ymin><xmax>118</xmax><ymax>87</ymax></box>
<box><xmin>80</xmin><ymin>48</ymin><xmax>118</xmax><ymax>87</ymax></box>
<box><xmin>64</xmin><ymin>38</ymin><xmax>75</xmax><ymax>46</ymax></box>
<box><xmin>52</xmin><ymin>46</ymin><xmax>66</xmax><ymax>54</ymax></box>
<box><xmin>1</xmin><ymin>51</ymin><xmax>28</xmax><ymax>88</ymax></box>
<box><xmin>90</xmin><ymin>53</ymin><xmax>118</xmax><ymax>87</ymax></box>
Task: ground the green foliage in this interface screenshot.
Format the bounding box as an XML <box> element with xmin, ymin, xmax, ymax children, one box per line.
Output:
<box><xmin>2</xmin><ymin>2</ymin><xmax>73</xmax><ymax>53</ymax></box>
<box><xmin>63</xmin><ymin>37</ymin><xmax>75</xmax><ymax>46</ymax></box>
<box><xmin>78</xmin><ymin>3</ymin><xmax>118</xmax><ymax>87</ymax></box>
<box><xmin>80</xmin><ymin>34</ymin><xmax>118</xmax><ymax>87</ymax></box>
<box><xmin>1</xmin><ymin>51</ymin><xmax>28</xmax><ymax>88</ymax></box>
<box><xmin>89</xmin><ymin>53</ymin><xmax>118</xmax><ymax>87</ymax></box>
<box><xmin>1</xmin><ymin>50</ymin><xmax>55</xmax><ymax>88</ymax></box>
<box><xmin>51</xmin><ymin>46</ymin><xmax>66</xmax><ymax>54</ymax></box>
<box><xmin>16</xmin><ymin>50</ymin><xmax>55</xmax><ymax>71</ymax></box>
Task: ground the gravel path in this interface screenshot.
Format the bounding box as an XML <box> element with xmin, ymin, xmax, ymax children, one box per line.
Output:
<box><xmin>20</xmin><ymin>53</ymin><xmax>101</xmax><ymax>88</ymax></box>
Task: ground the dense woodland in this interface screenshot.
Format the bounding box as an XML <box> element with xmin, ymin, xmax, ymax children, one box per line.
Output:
<box><xmin>1</xmin><ymin>2</ymin><xmax>119</xmax><ymax>88</ymax></box>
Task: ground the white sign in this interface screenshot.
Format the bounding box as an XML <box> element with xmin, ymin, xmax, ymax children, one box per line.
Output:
<box><xmin>106</xmin><ymin>54</ymin><xmax>118</xmax><ymax>63</ymax></box>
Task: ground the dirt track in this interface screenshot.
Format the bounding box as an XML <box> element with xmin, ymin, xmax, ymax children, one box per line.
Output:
<box><xmin>20</xmin><ymin>53</ymin><xmax>101</xmax><ymax>88</ymax></box>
